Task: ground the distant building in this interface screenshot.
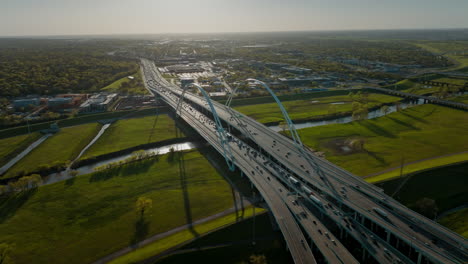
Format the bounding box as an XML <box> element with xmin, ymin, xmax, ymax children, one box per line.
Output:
<box><xmin>180</xmin><ymin>77</ymin><xmax>195</xmax><ymax>88</ymax></box>
<box><xmin>281</xmin><ymin>66</ymin><xmax>312</xmax><ymax>74</ymax></box>
<box><xmin>279</xmin><ymin>77</ymin><xmax>330</xmax><ymax>87</ymax></box>
<box><xmin>79</xmin><ymin>93</ymin><xmax>118</xmax><ymax>113</ymax></box>
<box><xmin>166</xmin><ymin>64</ymin><xmax>204</xmax><ymax>73</ymax></box>
<box><xmin>48</xmin><ymin>97</ymin><xmax>72</xmax><ymax>109</ymax></box>
<box><xmin>265</xmin><ymin>62</ymin><xmax>290</xmax><ymax>70</ymax></box>
<box><xmin>13</xmin><ymin>98</ymin><xmax>39</xmax><ymax>109</ymax></box>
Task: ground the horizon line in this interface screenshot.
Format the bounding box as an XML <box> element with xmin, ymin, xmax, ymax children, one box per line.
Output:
<box><xmin>0</xmin><ymin>27</ymin><xmax>467</xmax><ymax>39</ymax></box>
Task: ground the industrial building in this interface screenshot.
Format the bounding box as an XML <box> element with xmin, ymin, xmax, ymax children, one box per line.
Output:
<box><xmin>12</xmin><ymin>98</ymin><xmax>40</xmax><ymax>109</ymax></box>
<box><xmin>166</xmin><ymin>64</ymin><xmax>204</xmax><ymax>73</ymax></box>
<box><xmin>79</xmin><ymin>93</ymin><xmax>118</xmax><ymax>113</ymax></box>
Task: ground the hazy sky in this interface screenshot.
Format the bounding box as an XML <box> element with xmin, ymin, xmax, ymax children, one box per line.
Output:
<box><xmin>1</xmin><ymin>0</ymin><xmax>467</xmax><ymax>36</ymax></box>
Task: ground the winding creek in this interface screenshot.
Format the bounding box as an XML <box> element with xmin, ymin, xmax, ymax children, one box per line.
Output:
<box><xmin>42</xmin><ymin>142</ymin><xmax>196</xmax><ymax>186</ymax></box>
<box><xmin>268</xmin><ymin>99</ymin><xmax>425</xmax><ymax>132</ymax></box>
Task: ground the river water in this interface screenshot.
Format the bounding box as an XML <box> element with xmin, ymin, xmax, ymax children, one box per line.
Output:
<box><xmin>42</xmin><ymin>142</ymin><xmax>196</xmax><ymax>185</ymax></box>
<box><xmin>268</xmin><ymin>99</ymin><xmax>425</xmax><ymax>132</ymax></box>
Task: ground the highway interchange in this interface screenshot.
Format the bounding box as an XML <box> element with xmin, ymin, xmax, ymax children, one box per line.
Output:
<box><xmin>141</xmin><ymin>58</ymin><xmax>467</xmax><ymax>264</ymax></box>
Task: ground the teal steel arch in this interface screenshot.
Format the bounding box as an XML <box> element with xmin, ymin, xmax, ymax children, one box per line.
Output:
<box><xmin>246</xmin><ymin>79</ymin><xmax>303</xmax><ymax>148</ymax></box>
<box><xmin>246</xmin><ymin>79</ymin><xmax>328</xmax><ymax>178</ymax></box>
<box><xmin>177</xmin><ymin>83</ymin><xmax>236</xmax><ymax>171</ymax></box>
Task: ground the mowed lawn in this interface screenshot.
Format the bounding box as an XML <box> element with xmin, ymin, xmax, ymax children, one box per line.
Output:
<box><xmin>234</xmin><ymin>93</ymin><xmax>401</xmax><ymax>124</ymax></box>
<box><xmin>0</xmin><ymin>132</ymin><xmax>41</xmax><ymax>167</ymax></box>
<box><xmin>298</xmin><ymin>104</ymin><xmax>468</xmax><ymax>177</ymax></box>
<box><xmin>4</xmin><ymin>123</ymin><xmax>101</xmax><ymax>178</ymax></box>
<box><xmin>81</xmin><ymin>115</ymin><xmax>177</xmax><ymax>160</ymax></box>
<box><xmin>0</xmin><ymin>151</ymin><xmax>235</xmax><ymax>264</ymax></box>
<box><xmin>101</xmin><ymin>71</ymin><xmax>148</xmax><ymax>95</ymax></box>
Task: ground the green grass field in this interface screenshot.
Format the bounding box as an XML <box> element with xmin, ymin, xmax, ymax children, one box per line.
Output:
<box><xmin>438</xmin><ymin>209</ymin><xmax>468</xmax><ymax>239</ymax></box>
<box><xmin>3</xmin><ymin>123</ymin><xmax>101</xmax><ymax>178</ymax></box>
<box><xmin>102</xmin><ymin>71</ymin><xmax>148</xmax><ymax>95</ymax></box>
<box><xmin>154</xmin><ymin>213</ymin><xmax>292</xmax><ymax>264</ymax></box>
<box><xmin>110</xmin><ymin>208</ymin><xmax>265</xmax><ymax>264</ymax></box>
<box><xmin>0</xmin><ymin>107</ymin><xmax>167</xmax><ymax>139</ymax></box>
<box><xmin>414</xmin><ymin>41</ymin><xmax>468</xmax><ymax>72</ymax></box>
<box><xmin>0</xmin><ymin>133</ymin><xmax>41</xmax><ymax>168</ymax></box>
<box><xmin>81</xmin><ymin>115</ymin><xmax>177</xmax><ymax>160</ymax></box>
<box><xmin>0</xmin><ymin>150</ymin><xmax>235</xmax><ymax>264</ymax></box>
<box><xmin>234</xmin><ymin>93</ymin><xmax>401</xmax><ymax>124</ymax></box>
<box><xmin>449</xmin><ymin>94</ymin><xmax>468</xmax><ymax>104</ymax></box>
<box><xmin>297</xmin><ymin>104</ymin><xmax>468</xmax><ymax>178</ymax></box>
<box><xmin>377</xmin><ymin>162</ymin><xmax>468</xmax><ymax>213</ymax></box>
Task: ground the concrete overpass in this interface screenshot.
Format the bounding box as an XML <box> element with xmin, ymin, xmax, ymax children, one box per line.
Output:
<box><xmin>141</xmin><ymin>59</ymin><xmax>468</xmax><ymax>264</ymax></box>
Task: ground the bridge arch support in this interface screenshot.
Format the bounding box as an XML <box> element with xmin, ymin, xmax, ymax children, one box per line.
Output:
<box><xmin>246</xmin><ymin>79</ymin><xmax>304</xmax><ymax>148</ymax></box>
<box><xmin>177</xmin><ymin>83</ymin><xmax>236</xmax><ymax>171</ymax></box>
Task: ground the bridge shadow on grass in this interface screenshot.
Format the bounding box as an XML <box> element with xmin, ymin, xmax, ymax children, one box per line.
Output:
<box><xmin>130</xmin><ymin>216</ymin><xmax>150</xmax><ymax>246</ymax></box>
<box><xmin>358</xmin><ymin>121</ymin><xmax>396</xmax><ymax>138</ymax></box>
<box><xmin>179</xmin><ymin>151</ymin><xmax>199</xmax><ymax>238</ymax></box>
<box><xmin>399</xmin><ymin>111</ymin><xmax>429</xmax><ymax>124</ymax></box>
<box><xmin>0</xmin><ymin>188</ymin><xmax>37</xmax><ymax>224</ymax></box>
<box><xmin>386</xmin><ymin>116</ymin><xmax>420</xmax><ymax>131</ymax></box>
<box><xmin>89</xmin><ymin>158</ymin><xmax>155</xmax><ymax>182</ymax></box>
<box><xmin>364</xmin><ymin>150</ymin><xmax>388</xmax><ymax>166</ymax></box>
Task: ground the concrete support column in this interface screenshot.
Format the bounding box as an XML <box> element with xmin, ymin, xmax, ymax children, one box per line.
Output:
<box><xmin>386</xmin><ymin>231</ymin><xmax>391</xmax><ymax>243</ymax></box>
<box><xmin>417</xmin><ymin>251</ymin><xmax>422</xmax><ymax>264</ymax></box>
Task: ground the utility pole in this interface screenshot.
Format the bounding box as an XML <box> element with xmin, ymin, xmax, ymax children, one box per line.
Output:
<box><xmin>399</xmin><ymin>156</ymin><xmax>405</xmax><ymax>178</ymax></box>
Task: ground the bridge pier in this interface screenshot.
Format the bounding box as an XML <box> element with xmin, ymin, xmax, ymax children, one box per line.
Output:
<box><xmin>417</xmin><ymin>251</ymin><xmax>422</xmax><ymax>264</ymax></box>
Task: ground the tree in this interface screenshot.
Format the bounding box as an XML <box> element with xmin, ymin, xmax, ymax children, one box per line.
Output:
<box><xmin>328</xmin><ymin>104</ymin><xmax>337</xmax><ymax>115</ymax></box>
<box><xmin>352</xmin><ymin>102</ymin><xmax>368</xmax><ymax>121</ymax></box>
<box><xmin>0</xmin><ymin>243</ymin><xmax>13</xmax><ymax>264</ymax></box>
<box><xmin>413</xmin><ymin>198</ymin><xmax>438</xmax><ymax>219</ymax></box>
<box><xmin>249</xmin><ymin>254</ymin><xmax>267</xmax><ymax>264</ymax></box>
<box><xmin>0</xmin><ymin>185</ymin><xmax>8</xmax><ymax>196</ymax></box>
<box><xmin>349</xmin><ymin>138</ymin><xmax>365</xmax><ymax>151</ymax></box>
<box><xmin>69</xmin><ymin>170</ymin><xmax>79</xmax><ymax>177</ymax></box>
<box><xmin>136</xmin><ymin>197</ymin><xmax>153</xmax><ymax>217</ymax></box>
<box><xmin>380</xmin><ymin>105</ymin><xmax>390</xmax><ymax>115</ymax></box>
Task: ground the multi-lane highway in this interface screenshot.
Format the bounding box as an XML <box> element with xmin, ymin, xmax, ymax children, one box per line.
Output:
<box><xmin>141</xmin><ymin>58</ymin><xmax>468</xmax><ymax>264</ymax></box>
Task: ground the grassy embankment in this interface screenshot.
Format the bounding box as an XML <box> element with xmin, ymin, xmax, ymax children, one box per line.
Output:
<box><xmin>377</xmin><ymin>162</ymin><xmax>468</xmax><ymax>237</ymax></box>
<box><xmin>0</xmin><ymin>107</ymin><xmax>166</xmax><ymax>139</ymax></box>
<box><xmin>0</xmin><ymin>133</ymin><xmax>41</xmax><ymax>168</ymax></box>
<box><xmin>449</xmin><ymin>94</ymin><xmax>468</xmax><ymax>104</ymax></box>
<box><xmin>110</xmin><ymin>208</ymin><xmax>266</xmax><ymax>264</ymax></box>
<box><xmin>152</xmin><ymin>213</ymin><xmax>292</xmax><ymax>264</ymax></box>
<box><xmin>297</xmin><ymin>104</ymin><xmax>468</xmax><ymax>181</ymax></box>
<box><xmin>0</xmin><ymin>150</ymin><xmax>236</xmax><ymax>264</ymax></box>
<box><xmin>101</xmin><ymin>71</ymin><xmax>149</xmax><ymax>95</ymax></box>
<box><xmin>438</xmin><ymin>209</ymin><xmax>468</xmax><ymax>238</ymax></box>
<box><xmin>235</xmin><ymin>93</ymin><xmax>401</xmax><ymax>124</ymax></box>
<box><xmin>3</xmin><ymin>123</ymin><xmax>101</xmax><ymax>178</ymax></box>
<box><xmin>81</xmin><ymin>114</ymin><xmax>178</xmax><ymax>160</ymax></box>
